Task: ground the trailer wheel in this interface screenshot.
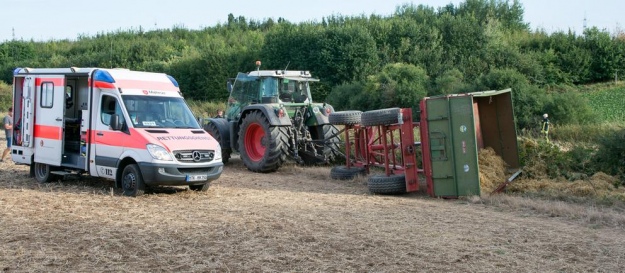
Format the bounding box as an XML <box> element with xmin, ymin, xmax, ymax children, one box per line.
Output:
<box><xmin>330</xmin><ymin>166</ymin><xmax>366</xmax><ymax>180</ymax></box>
<box><xmin>368</xmin><ymin>174</ymin><xmax>406</xmax><ymax>194</ymax></box>
<box><xmin>238</xmin><ymin>111</ymin><xmax>288</xmax><ymax>173</ymax></box>
<box><xmin>204</xmin><ymin>121</ymin><xmax>231</xmax><ymax>164</ymax></box>
<box><xmin>329</xmin><ymin>111</ymin><xmax>362</xmax><ymax>125</ymax></box>
<box><xmin>33</xmin><ymin>162</ymin><xmax>56</xmax><ymax>183</ymax></box>
<box><xmin>189</xmin><ymin>183</ymin><xmax>210</xmax><ymax>192</ymax></box>
<box><xmin>361</xmin><ymin>108</ymin><xmax>401</xmax><ymax>127</ymax></box>
<box><xmin>121</xmin><ymin>164</ymin><xmax>145</xmax><ymax>197</ymax></box>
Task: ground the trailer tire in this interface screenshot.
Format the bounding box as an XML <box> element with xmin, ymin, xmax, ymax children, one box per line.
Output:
<box><xmin>238</xmin><ymin>111</ymin><xmax>288</xmax><ymax>173</ymax></box>
<box><xmin>368</xmin><ymin>174</ymin><xmax>406</xmax><ymax>194</ymax></box>
<box><xmin>329</xmin><ymin>111</ymin><xmax>362</xmax><ymax>125</ymax></box>
<box><xmin>189</xmin><ymin>183</ymin><xmax>210</xmax><ymax>192</ymax></box>
<box><xmin>330</xmin><ymin>166</ymin><xmax>366</xmax><ymax>180</ymax></box>
<box><xmin>121</xmin><ymin>164</ymin><xmax>145</xmax><ymax>197</ymax></box>
<box><xmin>204</xmin><ymin>121</ymin><xmax>231</xmax><ymax>164</ymax></box>
<box><xmin>33</xmin><ymin>162</ymin><xmax>57</xmax><ymax>183</ymax></box>
<box><xmin>361</xmin><ymin>108</ymin><xmax>401</xmax><ymax>127</ymax></box>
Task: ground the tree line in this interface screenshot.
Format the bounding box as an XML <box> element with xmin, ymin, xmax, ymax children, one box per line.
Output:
<box><xmin>1</xmin><ymin>0</ymin><xmax>624</xmax><ymax>128</ymax></box>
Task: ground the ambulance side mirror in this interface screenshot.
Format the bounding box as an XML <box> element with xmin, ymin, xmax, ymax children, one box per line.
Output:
<box><xmin>109</xmin><ymin>114</ymin><xmax>122</xmax><ymax>131</ymax></box>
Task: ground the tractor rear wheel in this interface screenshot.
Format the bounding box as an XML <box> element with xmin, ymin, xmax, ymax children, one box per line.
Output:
<box><xmin>204</xmin><ymin>121</ymin><xmax>231</xmax><ymax>164</ymax></box>
<box><xmin>368</xmin><ymin>174</ymin><xmax>406</xmax><ymax>194</ymax></box>
<box><xmin>238</xmin><ymin>111</ymin><xmax>289</xmax><ymax>173</ymax></box>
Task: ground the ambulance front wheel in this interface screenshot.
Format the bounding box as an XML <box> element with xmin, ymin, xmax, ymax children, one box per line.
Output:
<box><xmin>121</xmin><ymin>164</ymin><xmax>145</xmax><ymax>197</ymax></box>
<box><xmin>189</xmin><ymin>183</ymin><xmax>210</xmax><ymax>192</ymax></box>
<box><xmin>33</xmin><ymin>162</ymin><xmax>57</xmax><ymax>183</ymax></box>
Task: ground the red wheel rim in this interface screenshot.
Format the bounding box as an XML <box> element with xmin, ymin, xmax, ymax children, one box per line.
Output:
<box><xmin>244</xmin><ymin>123</ymin><xmax>265</xmax><ymax>161</ymax></box>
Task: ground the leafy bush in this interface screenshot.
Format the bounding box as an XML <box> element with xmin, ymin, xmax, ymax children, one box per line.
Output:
<box><xmin>186</xmin><ymin>100</ymin><xmax>227</xmax><ymax>120</ymax></box>
<box><xmin>475</xmin><ymin>68</ymin><xmax>546</xmax><ymax>129</ymax></box>
<box><xmin>326</xmin><ymin>82</ymin><xmax>368</xmax><ymax>111</ymax></box>
<box><xmin>326</xmin><ymin>63</ymin><xmax>428</xmax><ymax>112</ymax></box>
<box><xmin>0</xmin><ymin>82</ymin><xmax>11</xmax><ymax>113</ymax></box>
<box><xmin>551</xmin><ymin>123</ymin><xmax>624</xmax><ymax>143</ymax></box>
<box><xmin>594</xmin><ymin>129</ymin><xmax>625</xmax><ymax>178</ymax></box>
<box><xmin>543</xmin><ymin>91</ymin><xmax>597</xmax><ymax>125</ymax></box>
<box><xmin>431</xmin><ymin>68</ymin><xmax>468</xmax><ymax>95</ymax></box>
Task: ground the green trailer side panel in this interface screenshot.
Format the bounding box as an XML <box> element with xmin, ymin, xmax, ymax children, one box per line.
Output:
<box><xmin>426</xmin><ymin>98</ymin><xmax>456</xmax><ymax>197</ymax></box>
<box><xmin>426</xmin><ymin>96</ymin><xmax>480</xmax><ymax>197</ymax></box>
<box><xmin>449</xmin><ymin>96</ymin><xmax>480</xmax><ymax>196</ymax></box>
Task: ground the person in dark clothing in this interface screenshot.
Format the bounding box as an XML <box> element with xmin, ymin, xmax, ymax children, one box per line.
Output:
<box><xmin>214</xmin><ymin>109</ymin><xmax>224</xmax><ymax>119</ymax></box>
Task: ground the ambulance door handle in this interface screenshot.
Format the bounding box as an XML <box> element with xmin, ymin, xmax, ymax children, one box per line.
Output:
<box><xmin>97</xmin><ymin>132</ymin><xmax>104</xmax><ymax>136</ymax></box>
<box><xmin>56</xmin><ymin>118</ymin><xmax>62</xmax><ymax>121</ymax></box>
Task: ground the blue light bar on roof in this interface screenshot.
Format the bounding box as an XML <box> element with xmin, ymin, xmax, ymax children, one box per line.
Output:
<box><xmin>167</xmin><ymin>75</ymin><xmax>179</xmax><ymax>87</ymax></box>
<box><xmin>13</xmin><ymin>68</ymin><xmax>22</xmax><ymax>75</ymax></box>
<box><xmin>93</xmin><ymin>70</ymin><xmax>115</xmax><ymax>83</ymax></box>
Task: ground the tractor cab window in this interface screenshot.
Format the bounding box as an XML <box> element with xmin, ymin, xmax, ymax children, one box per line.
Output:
<box><xmin>229</xmin><ymin>73</ymin><xmax>260</xmax><ymax>106</ymax></box>
<box><xmin>294</xmin><ymin>81</ymin><xmax>310</xmax><ymax>103</ymax></box>
<box><xmin>279</xmin><ymin>79</ymin><xmax>295</xmax><ymax>102</ymax></box>
<box><xmin>261</xmin><ymin>78</ymin><xmax>278</xmax><ymax>98</ymax></box>
<box><xmin>280</xmin><ymin>78</ymin><xmax>310</xmax><ymax>103</ymax></box>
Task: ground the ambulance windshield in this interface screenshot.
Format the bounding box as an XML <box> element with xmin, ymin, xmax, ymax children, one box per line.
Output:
<box><xmin>122</xmin><ymin>96</ymin><xmax>200</xmax><ymax>129</ymax></box>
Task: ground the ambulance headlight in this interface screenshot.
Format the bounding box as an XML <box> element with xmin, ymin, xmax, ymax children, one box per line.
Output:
<box><xmin>147</xmin><ymin>144</ymin><xmax>173</xmax><ymax>161</ymax></box>
<box><xmin>214</xmin><ymin>147</ymin><xmax>222</xmax><ymax>161</ymax></box>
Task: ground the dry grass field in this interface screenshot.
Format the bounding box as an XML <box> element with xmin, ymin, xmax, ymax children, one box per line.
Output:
<box><xmin>1</xmin><ymin>139</ymin><xmax>625</xmax><ymax>272</ymax></box>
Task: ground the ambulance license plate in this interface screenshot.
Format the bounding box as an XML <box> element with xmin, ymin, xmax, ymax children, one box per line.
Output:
<box><xmin>186</xmin><ymin>174</ymin><xmax>208</xmax><ymax>182</ymax></box>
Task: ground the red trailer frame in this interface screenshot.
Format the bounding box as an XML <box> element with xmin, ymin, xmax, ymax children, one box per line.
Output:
<box><xmin>338</xmin><ymin>108</ymin><xmax>429</xmax><ymax>194</ymax></box>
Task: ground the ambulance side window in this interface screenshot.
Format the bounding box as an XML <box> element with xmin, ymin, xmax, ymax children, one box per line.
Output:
<box><xmin>40</xmin><ymin>82</ymin><xmax>54</xmax><ymax>108</ymax></box>
<box><xmin>100</xmin><ymin>96</ymin><xmax>125</xmax><ymax>127</ymax></box>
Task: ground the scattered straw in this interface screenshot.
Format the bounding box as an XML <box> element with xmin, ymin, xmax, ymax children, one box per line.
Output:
<box><xmin>478</xmin><ymin>147</ymin><xmax>508</xmax><ymax>195</ymax></box>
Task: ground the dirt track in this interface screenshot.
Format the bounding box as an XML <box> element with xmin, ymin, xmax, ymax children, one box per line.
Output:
<box><xmin>1</xmin><ymin>146</ymin><xmax>624</xmax><ymax>272</ymax></box>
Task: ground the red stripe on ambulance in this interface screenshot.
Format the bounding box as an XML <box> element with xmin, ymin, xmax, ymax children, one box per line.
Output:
<box><xmin>34</xmin><ymin>125</ymin><xmax>62</xmax><ymax>140</ymax></box>
<box><xmin>34</xmin><ymin>78</ymin><xmax>64</xmax><ymax>86</ymax></box>
<box><xmin>90</xmin><ymin>128</ymin><xmax>149</xmax><ymax>150</ymax></box>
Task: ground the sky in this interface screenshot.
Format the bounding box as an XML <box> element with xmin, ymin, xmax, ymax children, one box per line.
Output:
<box><xmin>0</xmin><ymin>0</ymin><xmax>622</xmax><ymax>41</ymax></box>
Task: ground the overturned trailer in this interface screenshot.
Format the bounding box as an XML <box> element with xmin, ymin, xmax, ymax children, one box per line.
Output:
<box><xmin>329</xmin><ymin>89</ymin><xmax>520</xmax><ymax>197</ymax></box>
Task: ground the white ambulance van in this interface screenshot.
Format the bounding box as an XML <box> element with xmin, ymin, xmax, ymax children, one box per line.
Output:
<box><xmin>10</xmin><ymin>67</ymin><xmax>223</xmax><ymax>196</ymax></box>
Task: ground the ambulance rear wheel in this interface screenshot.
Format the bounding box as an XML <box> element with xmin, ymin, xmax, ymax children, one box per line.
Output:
<box><xmin>121</xmin><ymin>164</ymin><xmax>145</xmax><ymax>197</ymax></box>
<box><xmin>34</xmin><ymin>162</ymin><xmax>56</xmax><ymax>183</ymax></box>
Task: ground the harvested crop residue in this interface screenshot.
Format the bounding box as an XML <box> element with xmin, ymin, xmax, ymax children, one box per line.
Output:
<box><xmin>478</xmin><ymin>147</ymin><xmax>508</xmax><ymax>195</ymax></box>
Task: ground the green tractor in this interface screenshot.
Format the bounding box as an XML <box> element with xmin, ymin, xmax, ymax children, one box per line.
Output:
<box><xmin>204</xmin><ymin>64</ymin><xmax>341</xmax><ymax>172</ymax></box>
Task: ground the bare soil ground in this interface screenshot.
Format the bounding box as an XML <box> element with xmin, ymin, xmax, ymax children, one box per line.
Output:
<box><xmin>1</xmin><ymin>140</ymin><xmax>625</xmax><ymax>272</ymax></box>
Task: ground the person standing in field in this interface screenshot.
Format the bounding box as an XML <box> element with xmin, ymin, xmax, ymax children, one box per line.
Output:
<box><xmin>541</xmin><ymin>113</ymin><xmax>550</xmax><ymax>142</ymax></box>
<box><xmin>2</xmin><ymin>107</ymin><xmax>13</xmax><ymax>161</ymax></box>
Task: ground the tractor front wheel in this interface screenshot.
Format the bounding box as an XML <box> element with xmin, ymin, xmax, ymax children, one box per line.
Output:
<box><xmin>204</xmin><ymin>120</ymin><xmax>231</xmax><ymax>164</ymax></box>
